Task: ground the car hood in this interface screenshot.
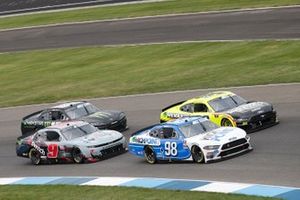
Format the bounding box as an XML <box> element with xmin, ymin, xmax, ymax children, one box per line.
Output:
<box><xmin>225</xmin><ymin>102</ymin><xmax>273</xmax><ymax>119</ymax></box>
<box><xmin>187</xmin><ymin>127</ymin><xmax>246</xmax><ymax>145</ymax></box>
<box><xmin>71</xmin><ymin>130</ymin><xmax>123</xmax><ymax>146</ymax></box>
<box><xmin>80</xmin><ymin>110</ymin><xmax>121</xmax><ymax>125</ymax></box>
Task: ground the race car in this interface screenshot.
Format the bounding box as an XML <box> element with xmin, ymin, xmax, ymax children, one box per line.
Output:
<box><xmin>128</xmin><ymin>117</ymin><xmax>252</xmax><ymax>164</ymax></box>
<box><xmin>160</xmin><ymin>91</ymin><xmax>278</xmax><ymax>132</ymax></box>
<box><xmin>21</xmin><ymin>101</ymin><xmax>127</xmax><ymax>136</ymax></box>
<box><xmin>16</xmin><ymin>121</ymin><xmax>127</xmax><ymax>165</ymax></box>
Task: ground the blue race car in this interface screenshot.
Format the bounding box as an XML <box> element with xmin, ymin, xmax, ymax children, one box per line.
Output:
<box><xmin>128</xmin><ymin>117</ymin><xmax>252</xmax><ymax>164</ymax></box>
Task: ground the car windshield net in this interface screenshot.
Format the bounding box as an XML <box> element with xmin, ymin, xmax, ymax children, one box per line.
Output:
<box><xmin>61</xmin><ymin>124</ymin><xmax>98</xmax><ymax>140</ymax></box>
<box><xmin>179</xmin><ymin>120</ymin><xmax>218</xmax><ymax>138</ymax></box>
<box><xmin>208</xmin><ymin>95</ymin><xmax>247</xmax><ymax>112</ymax></box>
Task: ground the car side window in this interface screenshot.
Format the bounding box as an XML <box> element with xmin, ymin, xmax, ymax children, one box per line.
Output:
<box><xmin>39</xmin><ymin>111</ymin><xmax>51</xmax><ymax>121</ymax></box>
<box><xmin>33</xmin><ymin>131</ymin><xmax>47</xmax><ymax>142</ymax></box>
<box><xmin>50</xmin><ymin>111</ymin><xmax>66</xmax><ymax>121</ymax></box>
<box><xmin>162</xmin><ymin>127</ymin><xmax>178</xmax><ymax>139</ymax></box>
<box><xmin>180</xmin><ymin>103</ymin><xmax>194</xmax><ymax>113</ymax></box>
<box><xmin>149</xmin><ymin>128</ymin><xmax>161</xmax><ymax>138</ymax></box>
<box><xmin>194</xmin><ymin>103</ymin><xmax>208</xmax><ymax>112</ymax></box>
<box><xmin>45</xmin><ymin>131</ymin><xmax>61</xmax><ymax>142</ymax></box>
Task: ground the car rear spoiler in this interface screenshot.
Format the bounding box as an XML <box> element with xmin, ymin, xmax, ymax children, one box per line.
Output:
<box><xmin>161</xmin><ymin>100</ymin><xmax>186</xmax><ymax>112</ymax></box>
<box><xmin>131</xmin><ymin>124</ymin><xmax>160</xmax><ymax>137</ymax></box>
<box><xmin>22</xmin><ymin>110</ymin><xmax>43</xmax><ymax>120</ymax></box>
<box><xmin>17</xmin><ymin>132</ymin><xmax>34</xmax><ymax>140</ymax></box>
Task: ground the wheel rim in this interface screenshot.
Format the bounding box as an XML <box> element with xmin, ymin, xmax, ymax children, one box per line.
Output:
<box><xmin>192</xmin><ymin>146</ymin><xmax>204</xmax><ymax>163</ymax></box>
<box><xmin>145</xmin><ymin>147</ymin><xmax>155</xmax><ymax>164</ymax></box>
<box><xmin>222</xmin><ymin>119</ymin><xmax>233</xmax><ymax>127</ymax></box>
<box><xmin>29</xmin><ymin>149</ymin><xmax>41</xmax><ymax>165</ymax></box>
<box><xmin>73</xmin><ymin>148</ymin><xmax>83</xmax><ymax>163</ymax></box>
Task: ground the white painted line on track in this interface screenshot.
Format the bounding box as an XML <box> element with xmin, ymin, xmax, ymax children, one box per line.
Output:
<box><xmin>1</xmin><ymin>4</ymin><xmax>300</xmax><ymax>32</ymax></box>
<box><xmin>0</xmin><ymin>178</ymin><xmax>24</xmax><ymax>185</ymax></box>
<box><xmin>81</xmin><ymin>177</ymin><xmax>136</xmax><ymax>186</ymax></box>
<box><xmin>192</xmin><ymin>182</ymin><xmax>252</xmax><ymax>193</ymax></box>
<box><xmin>0</xmin><ymin>83</ymin><xmax>299</xmax><ymax>110</ymax></box>
<box><xmin>101</xmin><ymin>39</ymin><xmax>300</xmax><ymax>48</ymax></box>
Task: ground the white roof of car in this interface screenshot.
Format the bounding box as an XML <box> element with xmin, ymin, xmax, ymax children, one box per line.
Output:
<box><xmin>46</xmin><ymin>121</ymin><xmax>88</xmax><ymax>130</ymax></box>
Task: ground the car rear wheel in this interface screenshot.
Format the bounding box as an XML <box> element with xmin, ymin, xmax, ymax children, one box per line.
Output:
<box><xmin>221</xmin><ymin>118</ymin><xmax>233</xmax><ymax>127</ymax></box>
<box><xmin>191</xmin><ymin>146</ymin><xmax>204</xmax><ymax>163</ymax></box>
<box><xmin>144</xmin><ymin>146</ymin><xmax>156</xmax><ymax>164</ymax></box>
<box><xmin>29</xmin><ymin>148</ymin><xmax>41</xmax><ymax>165</ymax></box>
<box><xmin>72</xmin><ymin>147</ymin><xmax>84</xmax><ymax>164</ymax></box>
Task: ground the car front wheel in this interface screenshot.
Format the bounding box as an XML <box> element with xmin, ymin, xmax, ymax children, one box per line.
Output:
<box><xmin>191</xmin><ymin>146</ymin><xmax>204</xmax><ymax>163</ymax></box>
<box><xmin>221</xmin><ymin>118</ymin><xmax>233</xmax><ymax>127</ymax></box>
<box><xmin>72</xmin><ymin>147</ymin><xmax>84</xmax><ymax>164</ymax></box>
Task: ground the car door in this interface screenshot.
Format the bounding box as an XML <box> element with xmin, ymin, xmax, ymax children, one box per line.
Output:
<box><xmin>43</xmin><ymin>130</ymin><xmax>62</xmax><ymax>159</ymax></box>
<box><xmin>37</xmin><ymin>110</ymin><xmax>54</xmax><ymax>129</ymax></box>
<box><xmin>159</xmin><ymin>127</ymin><xmax>190</xmax><ymax>160</ymax></box>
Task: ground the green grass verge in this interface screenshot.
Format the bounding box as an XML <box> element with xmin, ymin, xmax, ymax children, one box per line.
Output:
<box><xmin>1</xmin><ymin>0</ymin><xmax>300</xmax><ymax>29</ymax></box>
<box><xmin>0</xmin><ymin>185</ymin><xmax>279</xmax><ymax>200</ymax></box>
<box><xmin>0</xmin><ymin>40</ymin><xmax>299</xmax><ymax>107</ymax></box>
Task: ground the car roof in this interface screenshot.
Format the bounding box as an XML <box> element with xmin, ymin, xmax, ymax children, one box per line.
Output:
<box><xmin>185</xmin><ymin>91</ymin><xmax>235</xmax><ymax>103</ymax></box>
<box><xmin>164</xmin><ymin>117</ymin><xmax>208</xmax><ymax>126</ymax></box>
<box><xmin>51</xmin><ymin>101</ymin><xmax>86</xmax><ymax>109</ymax></box>
<box><xmin>46</xmin><ymin>121</ymin><xmax>88</xmax><ymax>130</ymax></box>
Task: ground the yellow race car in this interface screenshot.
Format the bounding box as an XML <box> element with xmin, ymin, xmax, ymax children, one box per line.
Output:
<box><xmin>160</xmin><ymin>91</ymin><xmax>278</xmax><ymax>132</ymax></box>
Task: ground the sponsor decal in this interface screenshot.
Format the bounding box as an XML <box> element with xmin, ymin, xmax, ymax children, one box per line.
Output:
<box><xmin>23</xmin><ymin>121</ymin><xmax>53</xmax><ymax>127</ymax></box>
<box><xmin>166</xmin><ymin>112</ymin><xmax>188</xmax><ymax>119</ymax></box>
<box><xmin>31</xmin><ymin>141</ymin><xmax>45</xmax><ymax>155</ymax></box>
<box><xmin>130</xmin><ymin>136</ymin><xmax>160</xmax><ymax>146</ymax></box>
<box><xmin>204</xmin><ymin>129</ymin><xmax>231</xmax><ymax>141</ymax></box>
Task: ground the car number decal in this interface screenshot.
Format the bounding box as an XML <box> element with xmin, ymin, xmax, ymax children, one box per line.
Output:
<box><xmin>165</xmin><ymin>141</ymin><xmax>177</xmax><ymax>156</ymax></box>
<box><xmin>47</xmin><ymin>144</ymin><xmax>58</xmax><ymax>158</ymax></box>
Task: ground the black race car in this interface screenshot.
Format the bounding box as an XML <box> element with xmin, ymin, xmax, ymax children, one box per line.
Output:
<box><xmin>21</xmin><ymin>101</ymin><xmax>127</xmax><ymax>136</ymax></box>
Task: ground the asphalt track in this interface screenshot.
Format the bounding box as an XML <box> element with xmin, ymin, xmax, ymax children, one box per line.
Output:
<box><xmin>0</xmin><ymin>0</ymin><xmax>144</xmax><ymax>15</ymax></box>
<box><xmin>0</xmin><ymin>84</ymin><xmax>300</xmax><ymax>187</ymax></box>
<box><xmin>1</xmin><ymin>6</ymin><xmax>300</xmax><ymax>53</ymax></box>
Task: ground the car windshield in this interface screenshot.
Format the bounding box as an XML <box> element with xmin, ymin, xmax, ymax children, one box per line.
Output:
<box><xmin>84</xmin><ymin>103</ymin><xmax>100</xmax><ymax>114</ymax></box>
<box><xmin>208</xmin><ymin>95</ymin><xmax>247</xmax><ymax>112</ymax></box>
<box><xmin>179</xmin><ymin>120</ymin><xmax>218</xmax><ymax>138</ymax></box>
<box><xmin>61</xmin><ymin>124</ymin><xmax>98</xmax><ymax>140</ymax></box>
<box><xmin>65</xmin><ymin>103</ymin><xmax>100</xmax><ymax>119</ymax></box>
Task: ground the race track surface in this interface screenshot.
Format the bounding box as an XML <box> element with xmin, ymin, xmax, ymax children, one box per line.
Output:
<box><xmin>1</xmin><ymin>84</ymin><xmax>300</xmax><ymax>187</ymax></box>
<box><xmin>0</xmin><ymin>7</ymin><xmax>300</xmax><ymax>52</ymax></box>
<box><xmin>0</xmin><ymin>0</ymin><xmax>144</xmax><ymax>15</ymax></box>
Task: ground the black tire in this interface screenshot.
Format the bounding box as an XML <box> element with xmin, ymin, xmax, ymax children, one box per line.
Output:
<box><xmin>72</xmin><ymin>147</ymin><xmax>84</xmax><ymax>164</ymax></box>
<box><xmin>221</xmin><ymin>118</ymin><xmax>233</xmax><ymax>127</ymax></box>
<box><xmin>29</xmin><ymin>148</ymin><xmax>41</xmax><ymax>165</ymax></box>
<box><xmin>144</xmin><ymin>146</ymin><xmax>157</xmax><ymax>164</ymax></box>
<box><xmin>191</xmin><ymin>146</ymin><xmax>204</xmax><ymax>163</ymax></box>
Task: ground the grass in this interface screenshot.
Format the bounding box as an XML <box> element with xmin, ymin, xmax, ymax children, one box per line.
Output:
<box><xmin>0</xmin><ymin>40</ymin><xmax>299</xmax><ymax>107</ymax></box>
<box><xmin>0</xmin><ymin>185</ymin><xmax>279</xmax><ymax>200</ymax></box>
<box><xmin>0</xmin><ymin>0</ymin><xmax>300</xmax><ymax>29</ymax></box>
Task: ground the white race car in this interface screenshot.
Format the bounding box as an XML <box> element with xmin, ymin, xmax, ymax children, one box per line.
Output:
<box><xmin>17</xmin><ymin>121</ymin><xmax>127</xmax><ymax>165</ymax></box>
<box><xmin>129</xmin><ymin>117</ymin><xmax>252</xmax><ymax>164</ymax></box>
